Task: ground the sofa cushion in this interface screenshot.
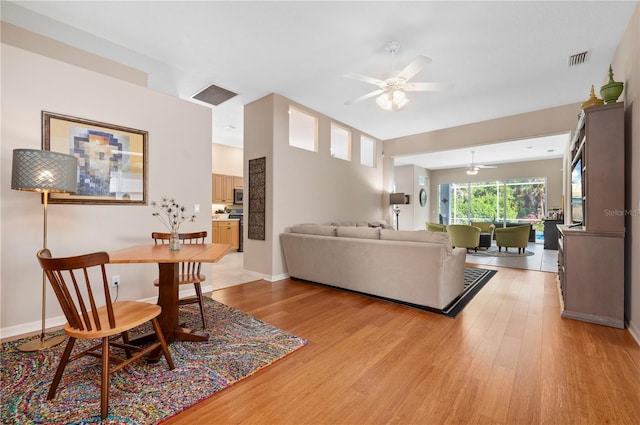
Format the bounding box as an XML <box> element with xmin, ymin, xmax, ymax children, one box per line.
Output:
<box><xmin>290</xmin><ymin>224</ymin><xmax>337</xmax><ymax>236</ymax></box>
<box><xmin>336</xmin><ymin>226</ymin><xmax>380</xmax><ymax>240</ymax></box>
<box><xmin>380</xmin><ymin>229</ymin><xmax>452</xmax><ymax>253</ymax></box>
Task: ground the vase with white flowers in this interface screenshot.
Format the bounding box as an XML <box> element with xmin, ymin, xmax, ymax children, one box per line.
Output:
<box><xmin>151</xmin><ymin>197</ymin><xmax>197</xmax><ymax>250</ymax></box>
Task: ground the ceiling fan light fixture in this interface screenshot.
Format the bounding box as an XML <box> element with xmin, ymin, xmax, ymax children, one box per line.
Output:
<box><xmin>466</xmin><ymin>167</ymin><xmax>479</xmax><ymax>175</ymax></box>
<box><xmin>376</xmin><ymin>93</ymin><xmax>392</xmax><ymax>110</ymax></box>
<box><xmin>395</xmin><ymin>97</ymin><xmax>409</xmax><ymax>110</ymax></box>
<box><xmin>345</xmin><ymin>41</ymin><xmax>450</xmax><ymax>109</ymax></box>
<box><xmin>376</xmin><ymin>90</ymin><xmax>408</xmax><ymax>111</ymax></box>
<box><xmin>392</xmin><ymin>89</ymin><xmax>406</xmax><ymax>104</ymax></box>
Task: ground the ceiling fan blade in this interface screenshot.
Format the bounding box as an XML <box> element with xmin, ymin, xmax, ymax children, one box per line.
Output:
<box><xmin>476</xmin><ymin>164</ymin><xmax>498</xmax><ymax>169</ymax></box>
<box><xmin>344</xmin><ymin>89</ymin><xmax>385</xmax><ymax>105</ymax></box>
<box><xmin>344</xmin><ymin>72</ymin><xmax>384</xmax><ymax>86</ymax></box>
<box><xmin>403</xmin><ymin>82</ymin><xmax>453</xmax><ymax>92</ymax></box>
<box><xmin>397</xmin><ymin>55</ymin><xmax>432</xmax><ymax>81</ymax></box>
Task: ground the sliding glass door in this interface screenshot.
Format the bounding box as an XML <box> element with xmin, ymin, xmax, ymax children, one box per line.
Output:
<box><xmin>440</xmin><ymin>178</ymin><xmax>546</xmax><ymax>226</ymax></box>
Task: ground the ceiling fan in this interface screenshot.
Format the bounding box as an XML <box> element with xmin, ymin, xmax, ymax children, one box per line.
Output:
<box><xmin>466</xmin><ymin>151</ymin><xmax>497</xmax><ymax>175</ymax></box>
<box><xmin>344</xmin><ymin>41</ymin><xmax>451</xmax><ymax>111</ymax></box>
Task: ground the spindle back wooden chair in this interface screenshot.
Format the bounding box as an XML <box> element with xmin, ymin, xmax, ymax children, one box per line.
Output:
<box><xmin>37</xmin><ymin>248</ymin><xmax>175</xmax><ymax>420</ymax></box>
<box><xmin>152</xmin><ymin>231</ymin><xmax>208</xmax><ymax>328</ymax></box>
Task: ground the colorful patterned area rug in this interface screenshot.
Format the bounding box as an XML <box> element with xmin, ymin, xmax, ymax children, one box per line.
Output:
<box><xmin>1</xmin><ymin>298</ymin><xmax>307</xmax><ymax>424</ymax></box>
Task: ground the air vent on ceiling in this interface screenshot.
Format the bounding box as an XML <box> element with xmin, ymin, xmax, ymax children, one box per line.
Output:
<box><xmin>192</xmin><ymin>84</ymin><xmax>237</xmax><ymax>106</ymax></box>
<box><xmin>568</xmin><ymin>50</ymin><xmax>589</xmax><ymax>67</ymax></box>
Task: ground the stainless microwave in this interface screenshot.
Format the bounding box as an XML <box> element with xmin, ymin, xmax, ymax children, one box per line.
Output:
<box><xmin>234</xmin><ymin>188</ymin><xmax>243</xmax><ymax>205</ymax></box>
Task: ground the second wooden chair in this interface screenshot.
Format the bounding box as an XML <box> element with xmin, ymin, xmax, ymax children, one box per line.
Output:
<box><xmin>152</xmin><ymin>231</ymin><xmax>209</xmax><ymax>328</ymax></box>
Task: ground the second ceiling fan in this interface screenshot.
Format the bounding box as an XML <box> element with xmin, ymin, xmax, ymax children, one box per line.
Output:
<box><xmin>465</xmin><ymin>151</ymin><xmax>497</xmax><ymax>175</ymax></box>
<box><xmin>344</xmin><ymin>41</ymin><xmax>451</xmax><ymax>111</ymax></box>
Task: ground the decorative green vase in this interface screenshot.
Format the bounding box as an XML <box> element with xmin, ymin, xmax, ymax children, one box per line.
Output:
<box><xmin>600</xmin><ymin>65</ymin><xmax>624</xmax><ymax>104</ymax></box>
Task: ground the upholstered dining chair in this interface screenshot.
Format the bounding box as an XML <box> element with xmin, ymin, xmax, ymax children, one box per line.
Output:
<box><xmin>152</xmin><ymin>231</ymin><xmax>208</xmax><ymax>328</ymax></box>
<box><xmin>37</xmin><ymin>248</ymin><xmax>175</xmax><ymax>420</ymax></box>
<box><xmin>446</xmin><ymin>224</ymin><xmax>481</xmax><ymax>252</ymax></box>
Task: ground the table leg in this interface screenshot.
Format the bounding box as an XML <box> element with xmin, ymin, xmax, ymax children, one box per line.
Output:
<box><xmin>157</xmin><ymin>262</ymin><xmax>180</xmax><ymax>342</ymax></box>
<box><xmin>157</xmin><ymin>262</ymin><xmax>209</xmax><ymax>343</ymax></box>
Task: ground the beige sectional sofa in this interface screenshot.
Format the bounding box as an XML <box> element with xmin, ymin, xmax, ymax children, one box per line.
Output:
<box><xmin>280</xmin><ymin>224</ymin><xmax>467</xmax><ymax>310</ymax></box>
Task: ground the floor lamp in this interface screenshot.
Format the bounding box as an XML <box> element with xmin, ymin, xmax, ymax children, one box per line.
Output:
<box><xmin>11</xmin><ymin>148</ymin><xmax>78</xmax><ymax>352</ymax></box>
<box><xmin>389</xmin><ymin>193</ymin><xmax>405</xmax><ymax>230</ymax></box>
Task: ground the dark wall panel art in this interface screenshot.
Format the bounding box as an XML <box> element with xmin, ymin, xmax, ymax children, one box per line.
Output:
<box><xmin>248</xmin><ymin>157</ymin><xmax>266</xmax><ymax>240</ymax></box>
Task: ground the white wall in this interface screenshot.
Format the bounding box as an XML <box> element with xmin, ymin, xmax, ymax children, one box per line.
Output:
<box><xmin>243</xmin><ymin>94</ymin><xmax>385</xmax><ymax>279</ymax></box>
<box><xmin>212</xmin><ymin>143</ymin><xmax>243</xmax><ymax>177</ymax></box>
<box><xmin>1</xmin><ymin>44</ymin><xmax>212</xmax><ymax>336</ymax></box>
<box><xmin>610</xmin><ymin>1</ymin><xmax>639</xmax><ymax>341</ymax></box>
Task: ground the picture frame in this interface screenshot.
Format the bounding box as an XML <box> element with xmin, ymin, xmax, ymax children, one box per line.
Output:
<box><xmin>42</xmin><ymin>111</ymin><xmax>148</xmax><ymax>205</ymax></box>
<box><xmin>419</xmin><ymin>188</ymin><xmax>427</xmax><ymax>207</ymax></box>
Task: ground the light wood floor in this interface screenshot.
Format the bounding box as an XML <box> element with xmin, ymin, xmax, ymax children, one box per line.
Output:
<box><xmin>165</xmin><ymin>265</ymin><xmax>640</xmax><ymax>424</ymax></box>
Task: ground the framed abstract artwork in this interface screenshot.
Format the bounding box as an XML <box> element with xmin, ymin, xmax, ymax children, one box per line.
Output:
<box><xmin>42</xmin><ymin>111</ymin><xmax>148</xmax><ymax>205</ymax></box>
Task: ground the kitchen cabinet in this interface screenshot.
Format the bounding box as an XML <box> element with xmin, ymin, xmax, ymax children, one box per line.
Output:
<box><xmin>212</xmin><ymin>220</ymin><xmax>239</xmax><ymax>250</ymax></box>
<box><xmin>212</xmin><ymin>174</ymin><xmax>242</xmax><ymax>203</ymax></box>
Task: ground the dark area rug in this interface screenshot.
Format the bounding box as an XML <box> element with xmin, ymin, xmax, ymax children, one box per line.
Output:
<box><xmin>1</xmin><ymin>298</ymin><xmax>306</xmax><ymax>424</ymax></box>
<box><xmin>470</xmin><ymin>247</ymin><xmax>534</xmax><ymax>257</ymax></box>
<box><xmin>440</xmin><ymin>267</ymin><xmax>498</xmax><ymax>318</ymax></box>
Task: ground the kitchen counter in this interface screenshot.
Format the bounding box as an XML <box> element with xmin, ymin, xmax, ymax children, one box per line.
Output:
<box><xmin>212</xmin><ymin>218</ymin><xmax>240</xmax><ymax>221</ymax></box>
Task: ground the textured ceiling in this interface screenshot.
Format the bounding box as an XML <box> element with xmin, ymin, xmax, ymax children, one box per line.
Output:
<box><xmin>2</xmin><ymin>1</ymin><xmax>636</xmax><ymax>168</ymax></box>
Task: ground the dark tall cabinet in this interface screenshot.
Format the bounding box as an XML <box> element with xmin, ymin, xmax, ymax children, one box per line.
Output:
<box><xmin>543</xmin><ymin>219</ymin><xmax>563</xmax><ymax>249</ymax></box>
<box><xmin>557</xmin><ymin>102</ymin><xmax>625</xmax><ymax>328</ymax></box>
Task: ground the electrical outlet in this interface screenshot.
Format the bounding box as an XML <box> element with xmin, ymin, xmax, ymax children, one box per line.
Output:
<box><xmin>194</xmin><ymin>203</ymin><xmax>200</xmax><ymax>213</ymax></box>
<box><xmin>111</xmin><ymin>275</ymin><xmax>120</xmax><ymax>287</ymax></box>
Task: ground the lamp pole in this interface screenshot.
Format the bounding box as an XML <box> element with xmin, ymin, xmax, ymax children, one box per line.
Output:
<box><xmin>18</xmin><ymin>190</ymin><xmax>67</xmax><ymax>351</ymax></box>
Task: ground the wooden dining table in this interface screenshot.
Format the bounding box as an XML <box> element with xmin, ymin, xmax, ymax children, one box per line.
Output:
<box><xmin>108</xmin><ymin>243</ymin><xmax>231</xmax><ymax>344</ymax></box>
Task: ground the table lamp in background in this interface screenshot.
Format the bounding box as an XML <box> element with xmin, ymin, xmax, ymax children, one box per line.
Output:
<box><xmin>389</xmin><ymin>192</ymin><xmax>406</xmax><ymax>230</ymax></box>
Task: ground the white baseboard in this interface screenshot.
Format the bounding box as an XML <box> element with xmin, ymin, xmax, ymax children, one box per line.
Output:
<box><xmin>264</xmin><ymin>272</ymin><xmax>289</xmax><ymax>282</ymax></box>
<box><xmin>0</xmin><ymin>287</ymin><xmax>210</xmax><ymax>340</ymax></box>
<box><xmin>627</xmin><ymin>318</ymin><xmax>640</xmax><ymax>347</ymax></box>
<box><xmin>214</xmin><ymin>271</ymin><xmax>287</xmax><ymax>287</ymax></box>
<box><xmin>1</xmin><ymin>317</ymin><xmax>68</xmax><ymax>340</ymax></box>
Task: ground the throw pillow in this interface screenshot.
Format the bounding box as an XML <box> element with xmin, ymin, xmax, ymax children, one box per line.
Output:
<box><xmin>331</xmin><ymin>220</ymin><xmax>357</xmax><ymax>227</ymax></box>
<box><xmin>336</xmin><ymin>226</ymin><xmax>380</xmax><ymax>240</ymax></box>
<box><xmin>290</xmin><ymin>224</ymin><xmax>337</xmax><ymax>237</ymax></box>
<box><xmin>380</xmin><ymin>229</ymin><xmax>452</xmax><ymax>252</ymax></box>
